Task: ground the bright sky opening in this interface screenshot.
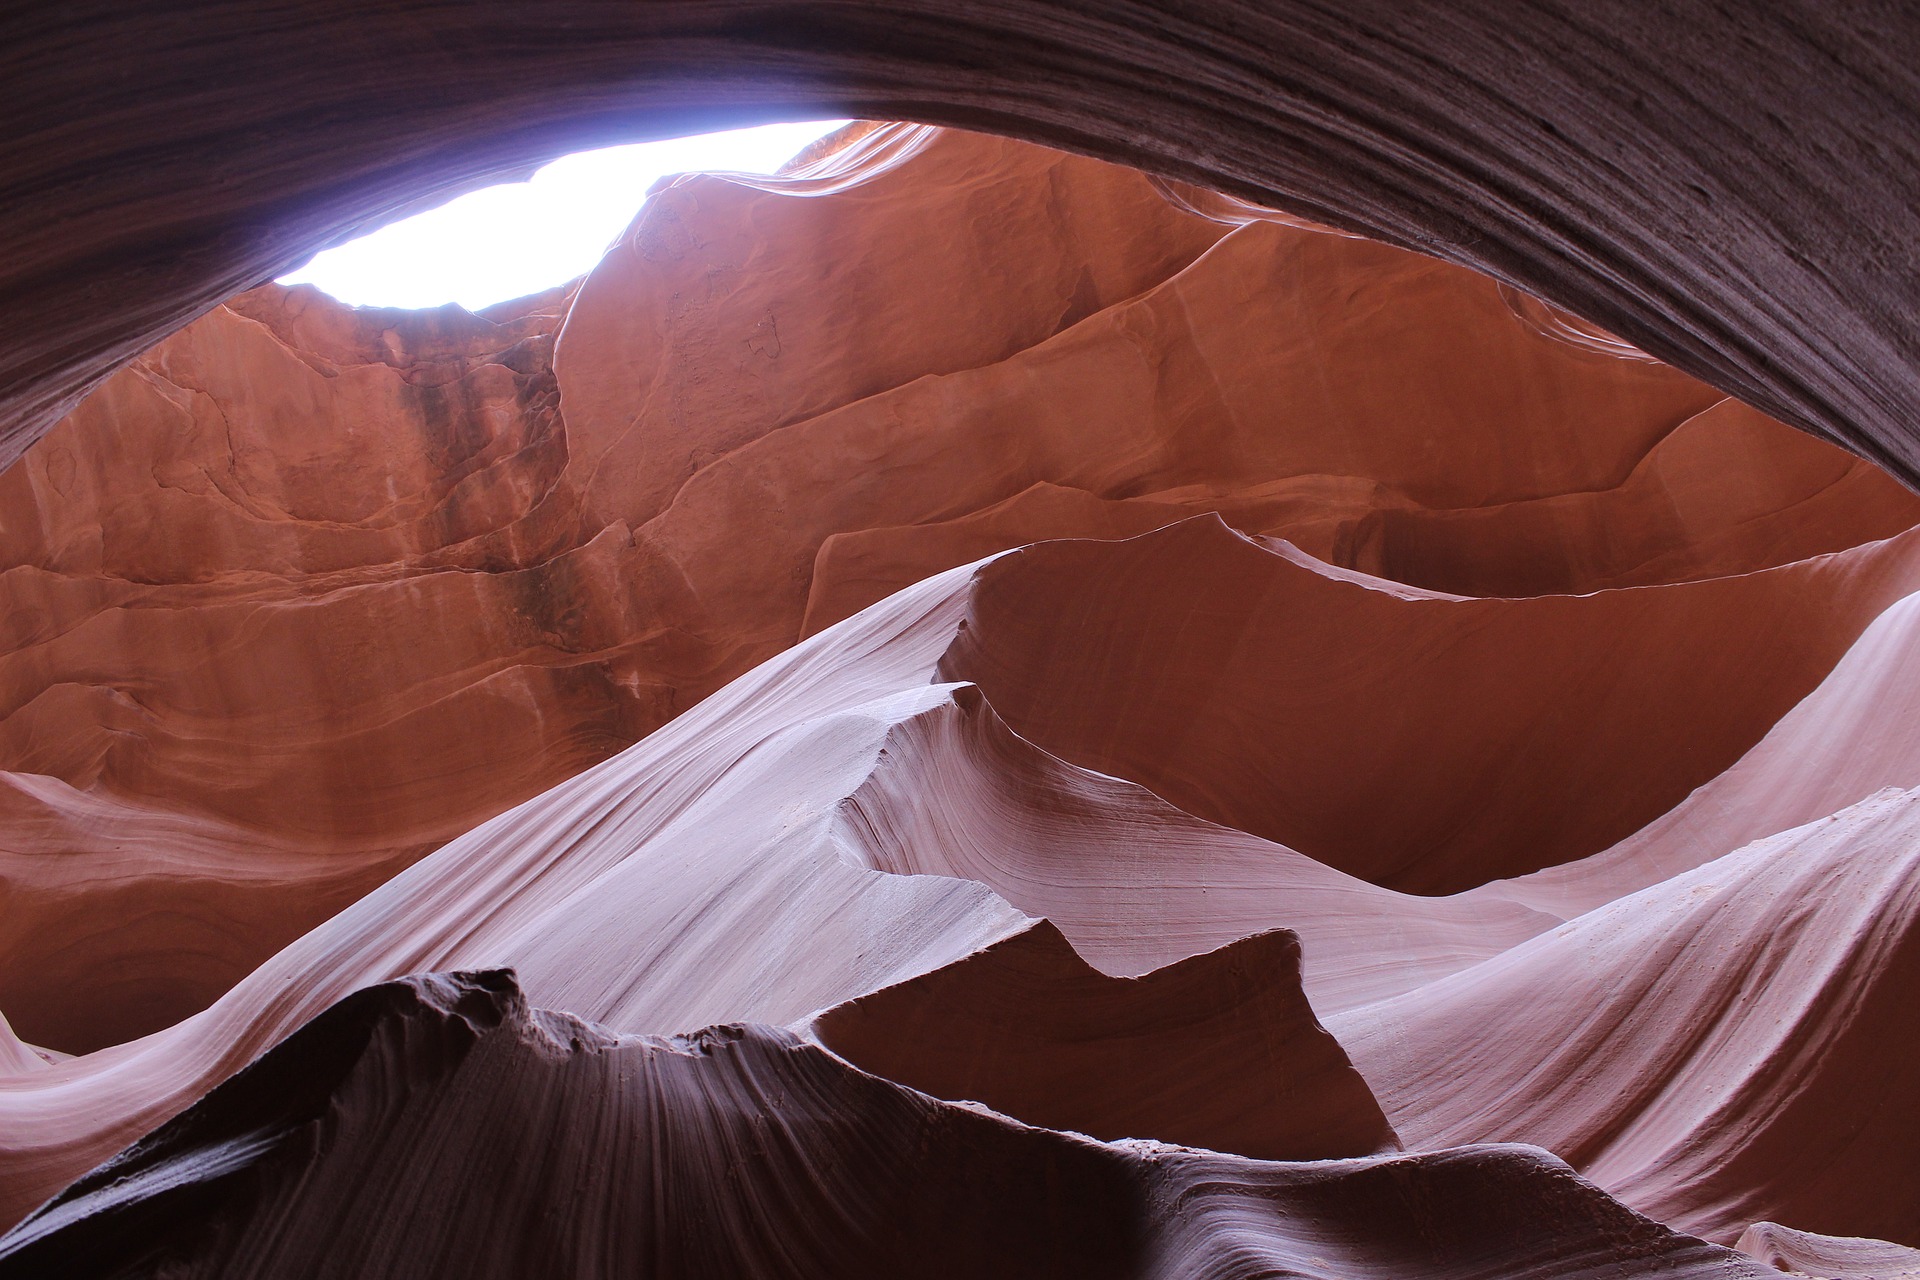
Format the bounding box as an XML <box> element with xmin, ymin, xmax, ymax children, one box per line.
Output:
<box><xmin>277</xmin><ymin>120</ymin><xmax>850</xmax><ymax>312</ymax></box>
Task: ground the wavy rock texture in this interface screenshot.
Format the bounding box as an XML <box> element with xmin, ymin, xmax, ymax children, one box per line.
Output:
<box><xmin>2</xmin><ymin>522</ymin><xmax>1919</xmax><ymax>1247</ymax></box>
<box><xmin>1333</xmin><ymin>788</ymin><xmax>1920</xmax><ymax>1245</ymax></box>
<box><xmin>1735</xmin><ymin>1223</ymin><xmax>1920</xmax><ymax>1280</ymax></box>
<box><xmin>14</xmin><ymin>124</ymin><xmax>1916</xmax><ymax>1055</ymax></box>
<box><xmin>4</xmin><ymin>121</ymin><xmax>1920</xmax><ymax>1272</ymax></box>
<box><xmin>940</xmin><ymin>517</ymin><xmax>1920</xmax><ymax>894</ymax></box>
<box><xmin>0</xmin><ymin>970</ymin><xmax>1770</xmax><ymax>1280</ymax></box>
<box><xmin>9</xmin><ymin>5</ymin><xmax>1920</xmax><ymax>496</ymax></box>
<box><xmin>831</xmin><ymin>680</ymin><xmax>1555</xmax><ymax>1013</ymax></box>
<box><xmin>1493</xmin><ymin>587</ymin><xmax>1920</xmax><ymax>922</ymax></box>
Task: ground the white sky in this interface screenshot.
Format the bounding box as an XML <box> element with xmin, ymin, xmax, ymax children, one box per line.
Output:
<box><xmin>278</xmin><ymin>120</ymin><xmax>850</xmax><ymax>311</ymax></box>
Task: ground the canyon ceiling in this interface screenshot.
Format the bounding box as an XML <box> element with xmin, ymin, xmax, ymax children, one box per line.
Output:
<box><xmin>7</xmin><ymin>3</ymin><xmax>1920</xmax><ymax>479</ymax></box>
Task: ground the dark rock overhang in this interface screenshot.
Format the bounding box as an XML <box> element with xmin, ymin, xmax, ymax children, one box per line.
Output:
<box><xmin>5</xmin><ymin>3</ymin><xmax>1918</xmax><ymax>483</ymax></box>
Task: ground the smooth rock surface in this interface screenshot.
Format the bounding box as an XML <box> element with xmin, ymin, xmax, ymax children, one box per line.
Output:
<box><xmin>812</xmin><ymin>920</ymin><xmax>1398</xmax><ymax>1161</ymax></box>
<box><xmin>13</xmin><ymin>125</ymin><xmax>1912</xmax><ymax>1051</ymax></box>
<box><xmin>9</xmin><ymin>5</ymin><xmax>1920</xmax><ymax>496</ymax></box>
<box><xmin>5</xmin><ymin>119</ymin><xmax>1920</xmax><ymax>1270</ymax></box>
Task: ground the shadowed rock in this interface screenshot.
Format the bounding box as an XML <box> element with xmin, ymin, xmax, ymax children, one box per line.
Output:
<box><xmin>0</xmin><ymin>971</ymin><xmax>1765</xmax><ymax>1280</ymax></box>
<box><xmin>814</xmin><ymin>920</ymin><xmax>1398</xmax><ymax>1161</ymax></box>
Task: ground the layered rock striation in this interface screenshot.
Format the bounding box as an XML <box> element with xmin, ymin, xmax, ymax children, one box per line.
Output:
<box><xmin>8</xmin><ymin>124</ymin><xmax>1916</xmax><ymax>1054</ymax></box>
<box><xmin>11</xmin><ymin>5</ymin><xmax>1920</xmax><ymax>495</ymax></box>
<box><xmin>3</xmin><ymin>125</ymin><xmax>1920</xmax><ymax>1272</ymax></box>
<box><xmin>0</xmin><ymin>971</ymin><xmax>1765</xmax><ymax>1280</ymax></box>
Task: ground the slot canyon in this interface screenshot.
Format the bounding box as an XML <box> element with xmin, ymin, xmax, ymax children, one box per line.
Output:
<box><xmin>5</xmin><ymin>8</ymin><xmax>1920</xmax><ymax>1278</ymax></box>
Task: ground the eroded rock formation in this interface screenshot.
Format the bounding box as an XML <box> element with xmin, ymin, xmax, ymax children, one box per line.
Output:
<box><xmin>10</xmin><ymin>5</ymin><xmax>1920</xmax><ymax>494</ymax></box>
<box><xmin>0</xmin><ymin>972</ymin><xmax>1764</xmax><ymax>1280</ymax></box>
<box><xmin>3</xmin><ymin>123</ymin><xmax>1920</xmax><ymax>1274</ymax></box>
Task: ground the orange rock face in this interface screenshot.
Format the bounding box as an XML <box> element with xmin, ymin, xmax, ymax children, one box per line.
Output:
<box><xmin>3</xmin><ymin>124</ymin><xmax>1920</xmax><ymax>1272</ymax></box>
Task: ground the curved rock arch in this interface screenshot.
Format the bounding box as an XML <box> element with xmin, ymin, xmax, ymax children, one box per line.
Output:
<box><xmin>6</xmin><ymin>3</ymin><xmax>1920</xmax><ymax>483</ymax></box>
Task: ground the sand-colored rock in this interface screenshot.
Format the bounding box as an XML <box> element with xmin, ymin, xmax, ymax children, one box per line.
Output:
<box><xmin>7</xmin><ymin>126</ymin><xmax>1915</xmax><ymax>1055</ymax></box>
<box><xmin>0</xmin><ymin>563</ymin><xmax>1034</xmax><ymax>1222</ymax></box>
<box><xmin>550</xmin><ymin>123</ymin><xmax>1232</xmax><ymax>536</ymax></box>
<box><xmin>6</xmin><ymin>121</ymin><xmax>1920</xmax><ymax>1269</ymax></box>
<box><xmin>833</xmin><ymin>680</ymin><xmax>1552</xmax><ymax>1013</ymax></box>
<box><xmin>1490</xmin><ymin>586</ymin><xmax>1920</xmax><ymax>921</ymax></box>
<box><xmin>12</xmin><ymin>4</ymin><xmax>1920</xmax><ymax>502</ymax></box>
<box><xmin>5</xmin><ymin>519</ymin><xmax>1920</xmax><ymax>1244</ymax></box>
<box><xmin>1332</xmin><ymin>787</ymin><xmax>1920</xmax><ymax>1244</ymax></box>
<box><xmin>1736</xmin><ymin>1222</ymin><xmax>1920</xmax><ymax>1279</ymax></box>
<box><xmin>941</xmin><ymin>516</ymin><xmax>1920</xmax><ymax>892</ymax></box>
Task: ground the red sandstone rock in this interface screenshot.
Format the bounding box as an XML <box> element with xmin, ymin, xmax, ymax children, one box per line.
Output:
<box><xmin>6</xmin><ymin>126</ymin><xmax>1913</xmax><ymax>1056</ymax></box>
<box><xmin>8</xmin><ymin>5</ymin><xmax>1920</xmax><ymax>498</ymax></box>
<box><xmin>940</xmin><ymin>516</ymin><xmax>1920</xmax><ymax>892</ymax></box>
<box><xmin>813</xmin><ymin>920</ymin><xmax>1398</xmax><ymax>1161</ymax></box>
<box><xmin>4</xmin><ymin>514</ymin><xmax>1920</xmax><ymax>1243</ymax></box>
<box><xmin>4</xmin><ymin>123</ymin><xmax>1920</xmax><ymax>1270</ymax></box>
<box><xmin>832</xmin><ymin>680</ymin><xmax>1551</xmax><ymax>1012</ymax></box>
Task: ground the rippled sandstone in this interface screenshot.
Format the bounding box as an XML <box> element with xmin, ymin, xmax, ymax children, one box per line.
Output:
<box><xmin>2</xmin><ymin>123</ymin><xmax>1919</xmax><ymax>1272</ymax></box>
